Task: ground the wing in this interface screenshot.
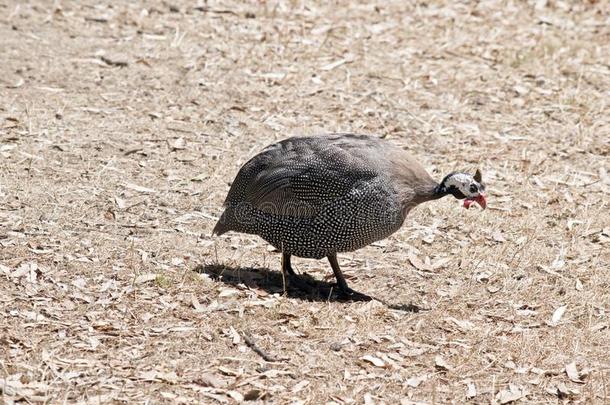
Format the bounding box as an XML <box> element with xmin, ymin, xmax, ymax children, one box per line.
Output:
<box><xmin>223</xmin><ymin>135</ymin><xmax>383</xmax><ymax>217</ymax></box>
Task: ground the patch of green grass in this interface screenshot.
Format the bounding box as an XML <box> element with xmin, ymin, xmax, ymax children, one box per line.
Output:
<box><xmin>155</xmin><ymin>273</ymin><xmax>173</xmax><ymax>289</ymax></box>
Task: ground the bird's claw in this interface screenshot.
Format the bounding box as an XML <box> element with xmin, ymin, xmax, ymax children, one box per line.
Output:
<box><xmin>337</xmin><ymin>286</ymin><xmax>372</xmax><ymax>302</ymax></box>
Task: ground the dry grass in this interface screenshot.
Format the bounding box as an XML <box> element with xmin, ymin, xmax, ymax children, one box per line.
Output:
<box><xmin>1</xmin><ymin>0</ymin><xmax>609</xmax><ymax>403</ymax></box>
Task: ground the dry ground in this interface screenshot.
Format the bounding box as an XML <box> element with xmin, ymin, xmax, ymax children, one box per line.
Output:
<box><xmin>1</xmin><ymin>0</ymin><xmax>609</xmax><ymax>403</ymax></box>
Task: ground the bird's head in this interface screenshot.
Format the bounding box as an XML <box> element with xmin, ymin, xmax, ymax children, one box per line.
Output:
<box><xmin>436</xmin><ymin>169</ymin><xmax>487</xmax><ymax>209</ymax></box>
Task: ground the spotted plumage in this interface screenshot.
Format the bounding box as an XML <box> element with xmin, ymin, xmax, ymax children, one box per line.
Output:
<box><xmin>214</xmin><ymin>134</ymin><xmax>486</xmax><ymax>300</ymax></box>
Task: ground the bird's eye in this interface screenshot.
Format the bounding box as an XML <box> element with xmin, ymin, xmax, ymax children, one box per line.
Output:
<box><xmin>469</xmin><ymin>184</ymin><xmax>477</xmax><ymax>193</ymax></box>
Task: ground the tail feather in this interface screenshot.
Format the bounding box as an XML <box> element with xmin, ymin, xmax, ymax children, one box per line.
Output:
<box><xmin>212</xmin><ymin>205</ymin><xmax>254</xmax><ymax>236</ymax></box>
<box><xmin>213</xmin><ymin>208</ymin><xmax>240</xmax><ymax>236</ymax></box>
<box><xmin>212</xmin><ymin>211</ymin><xmax>230</xmax><ymax>235</ymax></box>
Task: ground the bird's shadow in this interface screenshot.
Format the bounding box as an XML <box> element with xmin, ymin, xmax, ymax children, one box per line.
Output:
<box><xmin>195</xmin><ymin>263</ymin><xmax>343</xmax><ymax>302</ymax></box>
<box><xmin>194</xmin><ymin>263</ymin><xmax>424</xmax><ymax>312</ymax></box>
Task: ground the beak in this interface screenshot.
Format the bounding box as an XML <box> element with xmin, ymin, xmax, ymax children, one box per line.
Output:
<box><xmin>463</xmin><ymin>193</ymin><xmax>487</xmax><ymax>209</ymax></box>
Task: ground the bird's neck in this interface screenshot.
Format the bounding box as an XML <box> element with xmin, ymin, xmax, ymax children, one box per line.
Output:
<box><xmin>431</xmin><ymin>183</ymin><xmax>449</xmax><ymax>200</ymax></box>
<box><xmin>422</xmin><ymin>183</ymin><xmax>449</xmax><ymax>202</ymax></box>
<box><xmin>396</xmin><ymin>183</ymin><xmax>442</xmax><ymax>222</ymax></box>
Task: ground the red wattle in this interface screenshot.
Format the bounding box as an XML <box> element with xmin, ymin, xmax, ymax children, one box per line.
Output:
<box><xmin>463</xmin><ymin>193</ymin><xmax>486</xmax><ymax>209</ymax></box>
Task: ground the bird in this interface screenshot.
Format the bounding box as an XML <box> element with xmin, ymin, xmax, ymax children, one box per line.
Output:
<box><xmin>213</xmin><ymin>134</ymin><xmax>486</xmax><ymax>300</ymax></box>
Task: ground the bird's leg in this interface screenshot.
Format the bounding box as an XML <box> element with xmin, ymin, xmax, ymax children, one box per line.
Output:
<box><xmin>281</xmin><ymin>252</ymin><xmax>309</xmax><ymax>290</ymax></box>
<box><xmin>282</xmin><ymin>252</ymin><xmax>297</xmax><ymax>277</ymax></box>
<box><xmin>327</xmin><ymin>253</ymin><xmax>349</xmax><ymax>291</ymax></box>
<box><xmin>327</xmin><ymin>254</ymin><xmax>371</xmax><ymax>301</ymax></box>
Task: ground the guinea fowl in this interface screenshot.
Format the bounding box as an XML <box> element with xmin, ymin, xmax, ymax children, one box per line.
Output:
<box><xmin>213</xmin><ymin>134</ymin><xmax>486</xmax><ymax>300</ymax></box>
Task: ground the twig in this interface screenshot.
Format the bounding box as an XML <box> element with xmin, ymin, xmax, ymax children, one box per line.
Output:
<box><xmin>242</xmin><ymin>332</ymin><xmax>287</xmax><ymax>362</ymax></box>
<box><xmin>193</xmin><ymin>6</ymin><xmax>238</xmax><ymax>15</ymax></box>
<box><xmin>100</xmin><ymin>55</ymin><xmax>128</xmax><ymax>67</ymax></box>
<box><xmin>123</xmin><ymin>148</ymin><xmax>143</xmax><ymax>156</ymax></box>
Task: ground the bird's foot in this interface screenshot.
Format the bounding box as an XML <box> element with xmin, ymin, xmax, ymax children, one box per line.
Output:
<box><xmin>336</xmin><ymin>286</ymin><xmax>372</xmax><ymax>302</ymax></box>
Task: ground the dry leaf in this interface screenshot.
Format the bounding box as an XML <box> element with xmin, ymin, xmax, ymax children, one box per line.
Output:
<box><xmin>565</xmin><ymin>362</ymin><xmax>583</xmax><ymax>383</ymax></box>
<box><xmin>405</xmin><ymin>374</ymin><xmax>428</xmax><ymax>387</ymax></box>
<box><xmin>465</xmin><ymin>379</ymin><xmax>477</xmax><ymax>398</ymax></box>
<box><xmin>134</xmin><ymin>274</ymin><xmax>157</xmax><ymax>285</ymax></box>
<box><xmin>7</xmin><ymin>77</ymin><xmax>25</xmax><ymax>88</ymax></box>
<box><xmin>137</xmin><ymin>370</ymin><xmax>178</xmax><ymax>383</ymax></box>
<box><xmin>88</xmin><ymin>336</ymin><xmax>100</xmax><ymax>350</ymax></box>
<box><xmin>320</xmin><ymin>59</ymin><xmax>348</xmax><ymax>71</ymax></box>
<box><xmin>218</xmin><ymin>366</ymin><xmax>239</xmax><ymax>376</ymax></box>
<box><xmin>291</xmin><ymin>380</ymin><xmax>310</xmax><ymax>393</ymax></box>
<box><xmin>229</xmin><ymin>326</ymin><xmax>240</xmax><ymax>345</ymax></box>
<box><xmin>219</xmin><ymin>288</ymin><xmax>240</xmax><ymax>298</ymax></box>
<box><xmin>496</xmin><ymin>384</ymin><xmax>527</xmax><ymax>403</ymax></box>
<box><xmin>550</xmin><ymin>305</ymin><xmax>567</xmax><ymax>326</ymax></box>
<box><xmin>157</xmin><ymin>371</ymin><xmax>178</xmax><ymax>383</ymax></box>
<box><xmin>195</xmin><ymin>373</ymin><xmax>227</xmax><ymax>388</ymax></box>
<box><xmin>200</xmin><ymin>392</ymin><xmax>229</xmax><ymax>404</ymax></box>
<box><xmin>360</xmin><ymin>355</ymin><xmax>385</xmax><ymax>368</ymax></box>
<box><xmin>170</xmin><ymin>137</ymin><xmax>186</xmax><ymax>151</ymax></box>
<box><xmin>13</xmin><ymin>262</ymin><xmax>34</xmax><ymax>278</ymax></box>
<box><xmin>513</xmin><ymin>85</ymin><xmax>529</xmax><ymax>96</ymax></box>
<box><xmin>487</xmin><ymin>285</ymin><xmax>502</xmax><ymax>293</ymax></box>
<box><xmin>259</xmin><ymin>72</ymin><xmax>286</xmax><ymax>81</ymax></box>
<box><xmin>434</xmin><ymin>355</ymin><xmax>452</xmax><ymax>371</ymax></box>
<box><xmin>408</xmin><ymin>253</ymin><xmax>433</xmax><ymax>271</ymax></box>
<box><xmin>550</xmin><ymin>382</ymin><xmax>580</xmax><ymax>398</ymax></box>
<box><xmin>191</xmin><ymin>295</ymin><xmax>205</xmax><ymax>312</ymax></box>
<box><xmin>114</xmin><ymin>196</ymin><xmax>126</xmax><ymax>209</ymax></box>
<box><xmin>227</xmin><ymin>390</ymin><xmax>244</xmax><ymax>401</ymax></box>
<box><xmin>432</xmin><ymin>257</ymin><xmax>451</xmax><ymax>269</ymax></box>
<box><xmin>191</xmin><ymin>172</ymin><xmax>208</xmax><ymax>182</ymax></box>
<box><xmin>124</xmin><ymin>182</ymin><xmax>156</xmax><ymax>193</ymax></box>
<box><xmin>243</xmin><ymin>389</ymin><xmax>266</xmax><ymax>401</ymax></box>
<box><xmin>492</xmin><ymin>231</ymin><xmax>506</xmax><ymax>242</ymax></box>
<box><xmin>422</xmin><ymin>234</ymin><xmax>435</xmax><ymax>244</ymax></box>
<box><xmin>0</xmin><ymin>264</ymin><xmax>11</xmax><ymax>275</ymax></box>
<box><xmin>555</xmin><ymin>383</ymin><xmax>569</xmax><ymax>397</ymax></box>
<box><xmin>446</xmin><ymin>317</ymin><xmax>475</xmax><ymax>331</ymax></box>
<box><xmin>100</xmin><ymin>53</ymin><xmax>129</xmax><ymax>67</ymax></box>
